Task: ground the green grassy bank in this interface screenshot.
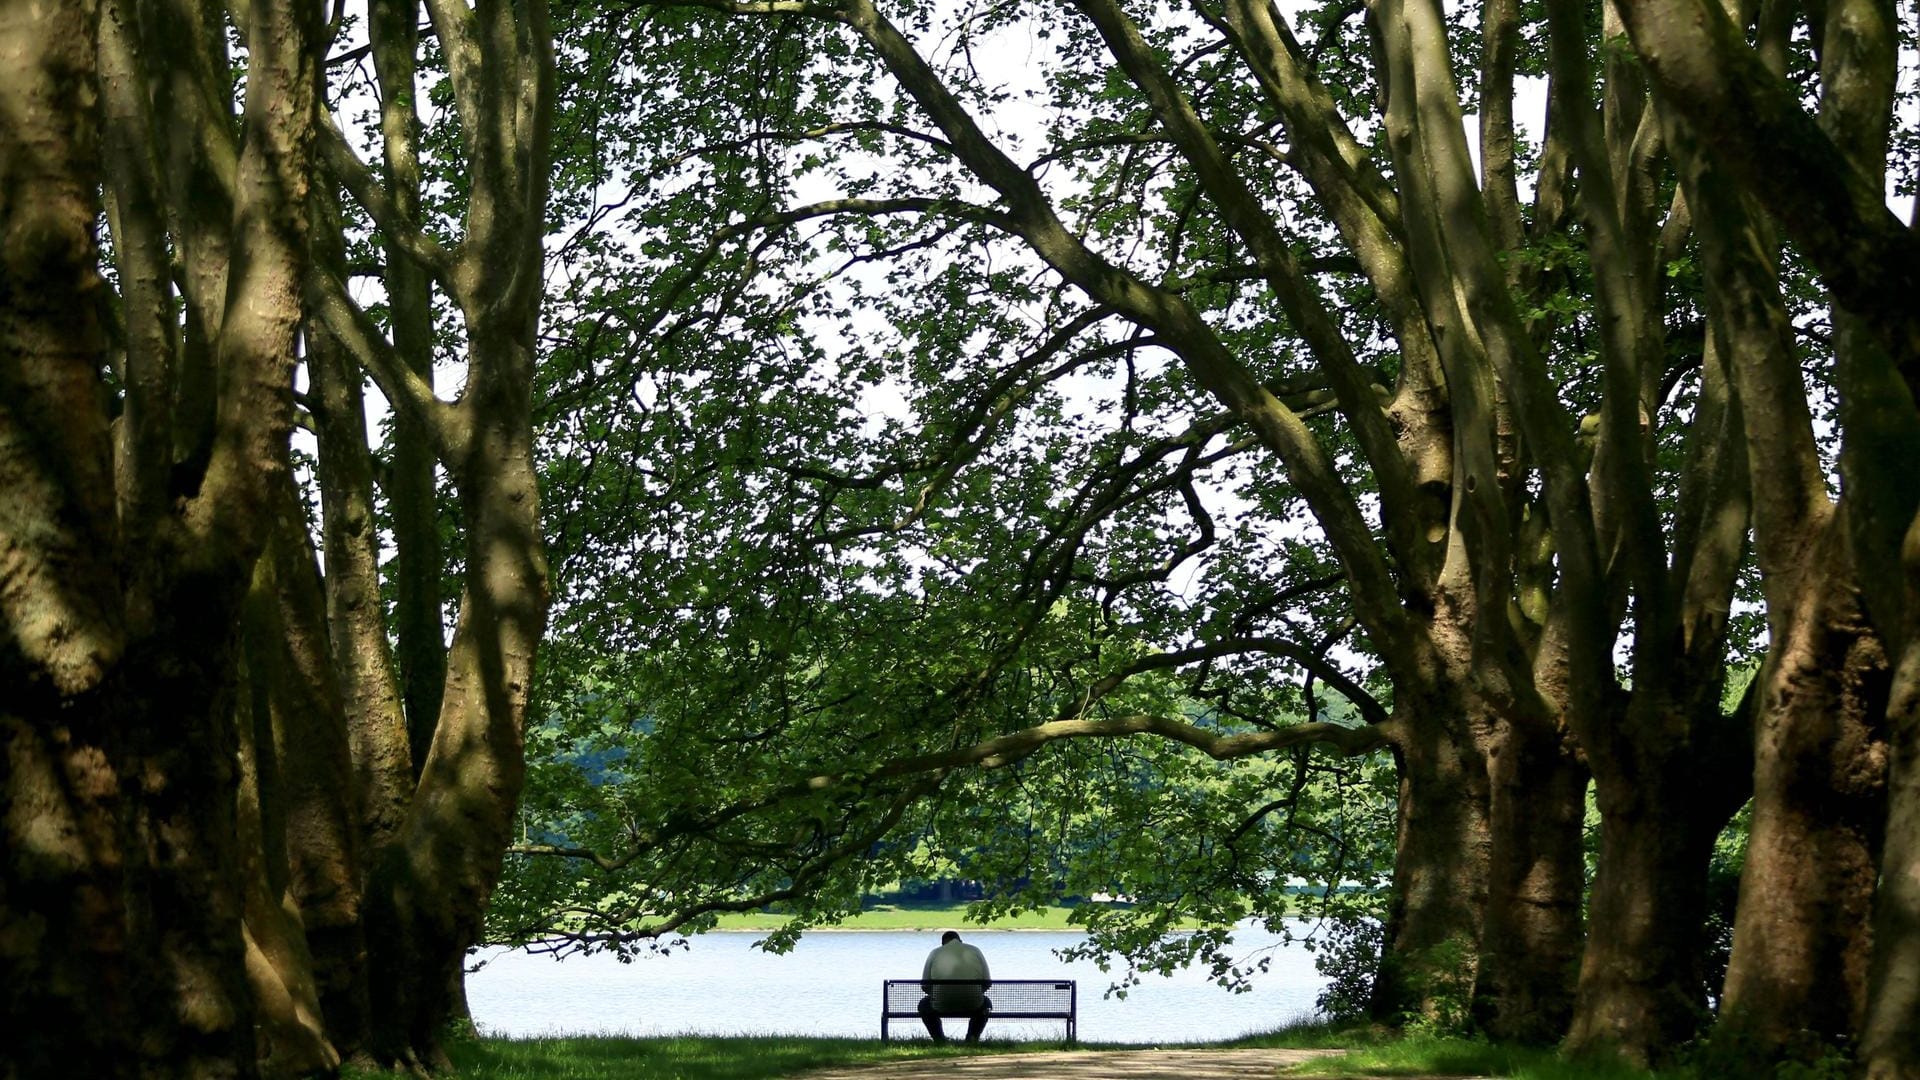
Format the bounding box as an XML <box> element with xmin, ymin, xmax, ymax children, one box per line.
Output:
<box><xmin>360</xmin><ymin>1027</ymin><xmax>1700</xmax><ymax>1080</ymax></box>
<box><xmin>708</xmin><ymin>902</ymin><xmax>1085</xmax><ymax>933</ymax></box>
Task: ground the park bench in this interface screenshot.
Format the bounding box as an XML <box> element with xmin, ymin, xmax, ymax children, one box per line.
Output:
<box><xmin>881</xmin><ymin>978</ymin><xmax>1077</xmax><ymax>1043</ymax></box>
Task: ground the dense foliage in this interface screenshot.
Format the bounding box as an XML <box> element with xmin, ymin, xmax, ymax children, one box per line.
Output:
<box><xmin>4</xmin><ymin>0</ymin><xmax>1918</xmax><ymax>1075</ymax></box>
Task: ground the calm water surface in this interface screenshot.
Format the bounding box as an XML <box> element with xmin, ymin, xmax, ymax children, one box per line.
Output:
<box><xmin>467</xmin><ymin>925</ymin><xmax>1327</xmax><ymax>1043</ymax></box>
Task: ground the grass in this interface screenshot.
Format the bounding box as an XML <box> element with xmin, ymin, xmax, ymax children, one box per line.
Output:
<box><xmin>708</xmin><ymin>901</ymin><xmax>1211</xmax><ymax>932</ymax></box>
<box><xmin>340</xmin><ymin>1025</ymin><xmax>1698</xmax><ymax>1080</ymax></box>
<box><xmin>418</xmin><ymin>1034</ymin><xmax>1075</xmax><ymax>1079</ymax></box>
<box><xmin>1265</xmin><ymin>1032</ymin><xmax>1699</xmax><ymax>1079</ymax></box>
<box><xmin>708</xmin><ymin>902</ymin><xmax>1083</xmax><ymax>932</ymax></box>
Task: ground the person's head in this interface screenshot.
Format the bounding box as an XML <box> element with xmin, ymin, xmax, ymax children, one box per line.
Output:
<box><xmin>941</xmin><ymin>930</ymin><xmax>961</xmax><ymax>944</ymax></box>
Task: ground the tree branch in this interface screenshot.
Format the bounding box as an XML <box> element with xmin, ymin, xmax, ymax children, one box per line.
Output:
<box><xmin>305</xmin><ymin>265</ymin><xmax>462</xmax><ymax>457</ymax></box>
<box><xmin>318</xmin><ymin>115</ymin><xmax>456</xmax><ymax>286</ymax></box>
<box><xmin>1612</xmin><ymin>0</ymin><xmax>1920</xmax><ymax>371</ymax></box>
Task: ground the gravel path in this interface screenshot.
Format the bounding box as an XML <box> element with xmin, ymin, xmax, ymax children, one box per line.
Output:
<box><xmin>796</xmin><ymin>1047</ymin><xmax>1347</xmax><ymax>1079</ymax></box>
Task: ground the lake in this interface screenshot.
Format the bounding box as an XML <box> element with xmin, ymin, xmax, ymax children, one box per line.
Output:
<box><xmin>467</xmin><ymin>924</ymin><xmax>1328</xmax><ymax>1044</ymax></box>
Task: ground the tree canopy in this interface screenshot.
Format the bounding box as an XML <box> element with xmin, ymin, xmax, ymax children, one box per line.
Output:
<box><xmin>1</xmin><ymin>0</ymin><xmax>1917</xmax><ymax>1076</ymax></box>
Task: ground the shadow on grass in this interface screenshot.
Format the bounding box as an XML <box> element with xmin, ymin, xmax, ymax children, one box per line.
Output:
<box><xmin>353</xmin><ymin>1024</ymin><xmax>1690</xmax><ymax>1080</ymax></box>
<box><xmin>1268</xmin><ymin>1035</ymin><xmax>1695</xmax><ymax>1079</ymax></box>
<box><xmin>429</xmin><ymin>1034</ymin><xmax>1074</xmax><ymax>1080</ymax></box>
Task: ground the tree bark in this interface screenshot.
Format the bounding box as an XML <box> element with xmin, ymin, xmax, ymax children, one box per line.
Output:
<box><xmin>307</xmin><ymin>194</ymin><xmax>416</xmax><ymax>877</ymax></box>
<box><xmin>1569</xmin><ymin>796</ymin><xmax>1720</xmax><ymax>1057</ymax></box>
<box><xmin>238</xmin><ymin>547</ymin><xmax>338</xmax><ymax>1077</ymax></box>
<box><xmin>1862</xmin><ymin>624</ymin><xmax>1920</xmax><ymax>1078</ymax></box>
<box><xmin>1479</xmin><ymin>712</ymin><xmax>1586</xmax><ymax>1043</ymax></box>
<box><xmin>1371</xmin><ymin>677</ymin><xmax>1494</xmax><ymax>1029</ymax></box>
<box><xmin>1719</xmin><ymin>526</ymin><xmax>1888</xmax><ymax>1052</ymax></box>
<box><xmin>365</xmin><ymin>379</ymin><xmax>550</xmax><ymax>1065</ymax></box>
<box><xmin>1656</xmin><ymin>28</ymin><xmax>1895</xmax><ymax>1051</ymax></box>
<box><xmin>0</xmin><ymin>0</ymin><xmax>131</xmax><ymax>1065</ymax></box>
<box><xmin>1565</xmin><ymin>677</ymin><xmax>1750</xmax><ymax>1061</ymax></box>
<box><xmin>5</xmin><ymin>0</ymin><xmax>318</xmax><ymax>1072</ymax></box>
<box><xmin>370</xmin><ymin>0</ymin><xmax>448</xmax><ymax>776</ymax></box>
<box><xmin>308</xmin><ymin>0</ymin><xmax>555</xmax><ymax>1062</ymax></box>
<box><xmin>246</xmin><ymin>471</ymin><xmax>372</xmax><ymax>1064</ymax></box>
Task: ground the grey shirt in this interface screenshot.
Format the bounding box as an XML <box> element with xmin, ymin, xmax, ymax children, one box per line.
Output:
<box><xmin>921</xmin><ymin>939</ymin><xmax>992</xmax><ymax>1012</ymax></box>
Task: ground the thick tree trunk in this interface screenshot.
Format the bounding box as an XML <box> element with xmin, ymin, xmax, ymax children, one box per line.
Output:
<box><xmin>1565</xmin><ymin>641</ymin><xmax>1751</xmax><ymax>1064</ymax></box>
<box><xmin>1720</xmin><ymin>536</ymin><xmax>1888</xmax><ymax>1053</ymax></box>
<box><xmin>1372</xmin><ymin>700</ymin><xmax>1493</xmax><ymax>1028</ymax></box>
<box><xmin>1370</xmin><ymin>619</ymin><xmax>1585</xmax><ymax>1042</ymax></box>
<box><xmin>1479</xmin><ymin>715</ymin><xmax>1586</xmax><ymax>1043</ymax></box>
<box><xmin>1565</xmin><ymin>706</ymin><xmax>1746</xmax><ymax>1064</ymax></box>
<box><xmin>1861</xmin><ymin>635</ymin><xmax>1920</xmax><ymax>1079</ymax></box>
<box><xmin>0</xmin><ymin>0</ymin><xmax>138</xmax><ymax>1071</ymax></box>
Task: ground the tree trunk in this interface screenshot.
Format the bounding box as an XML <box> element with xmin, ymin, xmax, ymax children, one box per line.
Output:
<box><xmin>237</xmin><ymin>559</ymin><xmax>338</xmax><ymax>1077</ymax></box>
<box><xmin>364</xmin><ymin>349</ymin><xmax>550</xmax><ymax>1066</ymax></box>
<box><xmin>369</xmin><ymin>0</ymin><xmax>448</xmax><ymax>776</ymax></box>
<box><xmin>0</xmin><ymin>0</ymin><xmax>141</xmax><ymax>1070</ymax></box>
<box><xmin>1566</xmin><ymin>617</ymin><xmax>1751</xmax><ymax>1063</ymax></box>
<box><xmin>306</xmin><ymin>193</ymin><xmax>415</xmax><ymax>869</ymax></box>
<box><xmin>1373</xmin><ymin>698</ymin><xmax>1493</xmax><ymax>1029</ymax></box>
<box><xmin>1479</xmin><ymin>715</ymin><xmax>1586</xmax><ymax>1043</ymax></box>
<box><xmin>1861</xmin><ymin>631</ymin><xmax>1920</xmax><ymax>1078</ymax></box>
<box><xmin>1566</xmin><ymin>692</ymin><xmax>1747</xmax><ymax>1064</ymax></box>
<box><xmin>313</xmin><ymin>0</ymin><xmax>554</xmax><ymax>1060</ymax></box>
<box><xmin>244</xmin><ymin>473</ymin><xmax>372</xmax><ymax>1064</ymax></box>
<box><xmin>1720</xmin><ymin>529</ymin><xmax>1888</xmax><ymax>1053</ymax></box>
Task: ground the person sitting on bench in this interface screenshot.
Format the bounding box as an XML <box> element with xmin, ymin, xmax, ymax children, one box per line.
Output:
<box><xmin>918</xmin><ymin>930</ymin><xmax>992</xmax><ymax>1042</ymax></box>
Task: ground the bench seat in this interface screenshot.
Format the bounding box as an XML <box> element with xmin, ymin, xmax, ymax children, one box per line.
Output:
<box><xmin>881</xmin><ymin>978</ymin><xmax>1077</xmax><ymax>1042</ymax></box>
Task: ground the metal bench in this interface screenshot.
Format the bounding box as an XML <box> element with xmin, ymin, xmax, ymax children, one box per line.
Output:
<box><xmin>881</xmin><ymin>978</ymin><xmax>1077</xmax><ymax>1042</ymax></box>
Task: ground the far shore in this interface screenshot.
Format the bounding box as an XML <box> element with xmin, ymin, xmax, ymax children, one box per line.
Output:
<box><xmin>709</xmin><ymin>903</ymin><xmax>1085</xmax><ymax>933</ymax></box>
<box><xmin>709</xmin><ymin>903</ymin><xmax>1216</xmax><ymax>933</ymax></box>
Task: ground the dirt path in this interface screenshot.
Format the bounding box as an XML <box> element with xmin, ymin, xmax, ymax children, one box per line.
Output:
<box><xmin>796</xmin><ymin>1047</ymin><xmax>1347</xmax><ymax>1079</ymax></box>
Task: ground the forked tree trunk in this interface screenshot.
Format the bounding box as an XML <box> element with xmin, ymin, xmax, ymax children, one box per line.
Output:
<box><xmin>364</xmin><ymin>354</ymin><xmax>549</xmax><ymax>1067</ymax></box>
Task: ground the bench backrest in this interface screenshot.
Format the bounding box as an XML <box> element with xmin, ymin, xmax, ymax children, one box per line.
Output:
<box><xmin>882</xmin><ymin>978</ymin><xmax>1077</xmax><ymax>1016</ymax></box>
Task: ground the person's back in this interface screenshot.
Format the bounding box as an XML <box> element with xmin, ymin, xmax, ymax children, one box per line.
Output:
<box><xmin>920</xmin><ymin>932</ymin><xmax>992</xmax><ymax>1036</ymax></box>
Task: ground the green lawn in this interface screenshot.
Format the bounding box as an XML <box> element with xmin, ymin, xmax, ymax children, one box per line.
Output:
<box><xmin>708</xmin><ymin>901</ymin><xmax>1211</xmax><ymax>932</ymax></box>
<box><xmin>708</xmin><ymin>903</ymin><xmax>1085</xmax><ymax>932</ymax></box>
<box><xmin>1265</xmin><ymin>1034</ymin><xmax>1699</xmax><ymax>1079</ymax></box>
<box><xmin>363</xmin><ymin>1027</ymin><xmax>1696</xmax><ymax>1080</ymax></box>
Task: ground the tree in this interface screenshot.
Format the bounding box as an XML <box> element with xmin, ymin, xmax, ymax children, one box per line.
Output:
<box><xmin>2</xmin><ymin>0</ymin><xmax>558</xmax><ymax>1069</ymax></box>
<box><xmin>1651</xmin><ymin>6</ymin><xmax>1891</xmax><ymax>1055</ymax></box>
<box><xmin>2</xmin><ymin>0</ymin><xmax>319</xmax><ymax>1073</ymax></box>
<box><xmin>302</xmin><ymin>0</ymin><xmax>558</xmax><ymax>1062</ymax></box>
<box><xmin>552</xmin><ymin>0</ymin><xmax>1771</xmax><ymax>1056</ymax></box>
<box><xmin>1612</xmin><ymin>0</ymin><xmax>1920</xmax><ymax>1072</ymax></box>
